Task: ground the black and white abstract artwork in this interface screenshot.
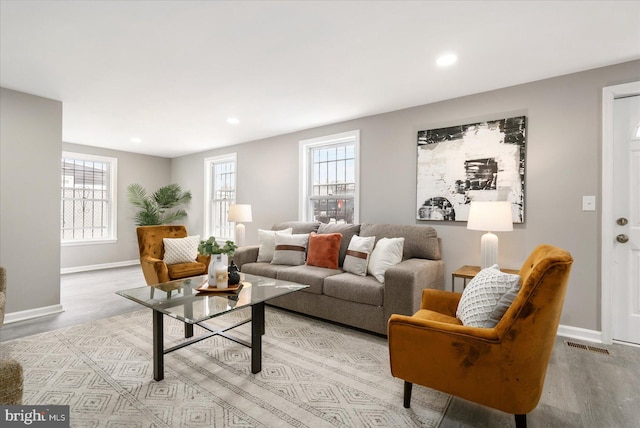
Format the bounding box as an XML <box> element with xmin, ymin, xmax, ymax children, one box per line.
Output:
<box><xmin>416</xmin><ymin>116</ymin><xmax>526</xmax><ymax>223</ymax></box>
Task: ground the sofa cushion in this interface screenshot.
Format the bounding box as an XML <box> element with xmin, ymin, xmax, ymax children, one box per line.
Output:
<box><xmin>167</xmin><ymin>262</ymin><xmax>207</xmax><ymax>280</ymax></box>
<box><xmin>272</xmin><ymin>221</ymin><xmax>320</xmax><ymax>234</ymax></box>
<box><xmin>317</xmin><ymin>223</ymin><xmax>361</xmax><ymax>266</ymax></box>
<box><xmin>272</xmin><ymin>233</ymin><xmax>309</xmax><ymax>266</ymax></box>
<box><xmin>162</xmin><ymin>235</ymin><xmax>199</xmax><ymax>264</ymax></box>
<box><xmin>257</xmin><ymin>228</ymin><xmax>292</xmax><ymax>263</ymax></box>
<box><xmin>343</xmin><ymin>235</ymin><xmax>375</xmax><ymax>276</ymax></box>
<box><xmin>240</xmin><ymin>262</ymin><xmax>291</xmax><ymax>279</ymax></box>
<box><xmin>456</xmin><ymin>264</ymin><xmax>521</xmax><ymax>328</ymax></box>
<box><xmin>306</xmin><ymin>232</ymin><xmax>342</xmax><ymax>269</ymax></box>
<box><xmin>324</xmin><ymin>273</ymin><xmax>384</xmax><ymax>306</ymax></box>
<box><xmin>276</xmin><ymin>265</ymin><xmax>342</xmax><ymax>295</ymax></box>
<box><xmin>360</xmin><ymin>223</ymin><xmax>441</xmax><ymax>260</ymax></box>
<box><xmin>367</xmin><ymin>237</ymin><xmax>404</xmax><ymax>283</ymax></box>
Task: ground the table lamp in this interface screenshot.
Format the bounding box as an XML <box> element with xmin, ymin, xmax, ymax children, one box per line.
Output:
<box><xmin>467</xmin><ymin>201</ymin><xmax>513</xmax><ymax>268</ymax></box>
<box><xmin>228</xmin><ymin>204</ymin><xmax>252</xmax><ymax>247</ymax></box>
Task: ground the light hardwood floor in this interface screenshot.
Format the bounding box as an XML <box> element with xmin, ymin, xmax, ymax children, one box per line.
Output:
<box><xmin>1</xmin><ymin>266</ymin><xmax>639</xmax><ymax>427</ymax></box>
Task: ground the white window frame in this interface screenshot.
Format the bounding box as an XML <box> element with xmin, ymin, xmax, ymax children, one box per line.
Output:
<box><xmin>61</xmin><ymin>151</ymin><xmax>118</xmax><ymax>246</ymax></box>
<box><xmin>204</xmin><ymin>153</ymin><xmax>237</xmax><ymax>240</ymax></box>
<box><xmin>299</xmin><ymin>130</ymin><xmax>360</xmax><ymax>223</ymax></box>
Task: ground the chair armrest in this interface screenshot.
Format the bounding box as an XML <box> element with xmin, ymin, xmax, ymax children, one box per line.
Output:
<box><xmin>196</xmin><ymin>254</ymin><xmax>211</xmax><ymax>271</ymax></box>
<box><xmin>388</xmin><ymin>313</ymin><xmax>501</xmax><ymax>401</ymax></box>
<box><xmin>139</xmin><ymin>255</ymin><xmax>170</xmax><ymax>285</ymax></box>
<box><xmin>0</xmin><ymin>358</ymin><xmax>23</xmax><ymax>405</ymax></box>
<box><xmin>388</xmin><ymin>313</ymin><xmax>498</xmax><ymax>341</ymax></box>
<box><xmin>383</xmin><ymin>258</ymin><xmax>445</xmax><ymax>322</ymax></box>
<box><xmin>233</xmin><ymin>245</ymin><xmax>260</xmax><ymax>270</ymax></box>
<box><xmin>420</xmin><ymin>288</ymin><xmax>462</xmax><ymax>317</ymax></box>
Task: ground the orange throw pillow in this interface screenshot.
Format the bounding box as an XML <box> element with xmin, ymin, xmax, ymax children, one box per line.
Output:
<box><xmin>306</xmin><ymin>232</ymin><xmax>342</xmax><ymax>269</ymax></box>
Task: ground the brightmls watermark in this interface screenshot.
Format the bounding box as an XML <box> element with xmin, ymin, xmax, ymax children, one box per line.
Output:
<box><xmin>1</xmin><ymin>406</ymin><xmax>69</xmax><ymax>427</ymax></box>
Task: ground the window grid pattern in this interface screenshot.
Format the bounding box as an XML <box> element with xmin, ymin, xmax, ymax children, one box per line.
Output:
<box><xmin>210</xmin><ymin>160</ymin><xmax>236</xmax><ymax>240</ymax></box>
<box><xmin>309</xmin><ymin>143</ymin><xmax>355</xmax><ymax>224</ymax></box>
<box><xmin>61</xmin><ymin>158</ymin><xmax>111</xmax><ymax>241</ymax></box>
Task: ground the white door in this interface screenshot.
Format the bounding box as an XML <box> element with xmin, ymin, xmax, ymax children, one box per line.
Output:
<box><xmin>611</xmin><ymin>94</ymin><xmax>640</xmax><ymax>344</ymax></box>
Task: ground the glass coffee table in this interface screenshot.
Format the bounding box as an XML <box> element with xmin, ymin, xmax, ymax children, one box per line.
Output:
<box><xmin>117</xmin><ymin>273</ymin><xmax>308</xmax><ymax>381</ymax></box>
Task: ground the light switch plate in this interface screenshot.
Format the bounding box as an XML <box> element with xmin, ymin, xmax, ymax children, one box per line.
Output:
<box><xmin>582</xmin><ymin>196</ymin><xmax>596</xmax><ymax>211</ymax></box>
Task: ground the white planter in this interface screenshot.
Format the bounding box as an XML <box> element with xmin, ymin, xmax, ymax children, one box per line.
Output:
<box><xmin>208</xmin><ymin>254</ymin><xmax>228</xmax><ymax>288</ymax></box>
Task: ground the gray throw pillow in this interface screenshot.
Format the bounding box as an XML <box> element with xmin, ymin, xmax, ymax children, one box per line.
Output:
<box><xmin>317</xmin><ymin>223</ymin><xmax>361</xmax><ymax>266</ymax></box>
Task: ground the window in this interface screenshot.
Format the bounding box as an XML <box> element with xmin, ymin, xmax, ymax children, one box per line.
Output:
<box><xmin>300</xmin><ymin>130</ymin><xmax>359</xmax><ymax>224</ymax></box>
<box><xmin>61</xmin><ymin>152</ymin><xmax>117</xmax><ymax>244</ymax></box>
<box><xmin>204</xmin><ymin>154</ymin><xmax>236</xmax><ymax>240</ymax></box>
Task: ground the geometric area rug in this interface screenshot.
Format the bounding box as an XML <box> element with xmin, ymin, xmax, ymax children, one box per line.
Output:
<box><xmin>1</xmin><ymin>307</ymin><xmax>450</xmax><ymax>427</ymax></box>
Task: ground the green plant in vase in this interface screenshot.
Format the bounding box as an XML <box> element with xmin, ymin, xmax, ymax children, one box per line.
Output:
<box><xmin>197</xmin><ymin>237</ymin><xmax>237</xmax><ymax>257</ymax></box>
<box><xmin>198</xmin><ymin>237</ymin><xmax>237</xmax><ymax>288</ymax></box>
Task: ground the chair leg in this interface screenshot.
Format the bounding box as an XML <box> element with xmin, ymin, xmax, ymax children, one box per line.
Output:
<box><xmin>515</xmin><ymin>414</ymin><xmax>527</xmax><ymax>428</ymax></box>
<box><xmin>403</xmin><ymin>381</ymin><xmax>412</xmax><ymax>408</ymax></box>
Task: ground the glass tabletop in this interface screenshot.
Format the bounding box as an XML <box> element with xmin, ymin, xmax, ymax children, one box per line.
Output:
<box><xmin>116</xmin><ymin>273</ymin><xmax>308</xmax><ymax>324</ymax></box>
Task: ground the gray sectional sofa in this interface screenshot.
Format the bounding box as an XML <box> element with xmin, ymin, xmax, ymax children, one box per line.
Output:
<box><xmin>233</xmin><ymin>221</ymin><xmax>445</xmax><ymax>335</ymax></box>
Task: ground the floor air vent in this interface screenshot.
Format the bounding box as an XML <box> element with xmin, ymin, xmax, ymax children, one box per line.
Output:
<box><xmin>565</xmin><ymin>341</ymin><xmax>611</xmax><ymax>355</ymax></box>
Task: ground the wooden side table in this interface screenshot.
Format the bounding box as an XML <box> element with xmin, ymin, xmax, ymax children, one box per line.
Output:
<box><xmin>451</xmin><ymin>265</ymin><xmax>520</xmax><ymax>292</ymax></box>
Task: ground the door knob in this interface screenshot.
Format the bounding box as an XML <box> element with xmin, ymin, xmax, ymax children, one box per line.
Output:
<box><xmin>617</xmin><ymin>218</ymin><xmax>628</xmax><ymax>226</ymax></box>
<box><xmin>616</xmin><ymin>234</ymin><xmax>629</xmax><ymax>243</ymax></box>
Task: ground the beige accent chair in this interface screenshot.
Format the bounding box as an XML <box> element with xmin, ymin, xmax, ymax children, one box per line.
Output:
<box><xmin>136</xmin><ymin>225</ymin><xmax>210</xmax><ymax>285</ymax></box>
<box><xmin>0</xmin><ymin>267</ymin><xmax>24</xmax><ymax>404</ymax></box>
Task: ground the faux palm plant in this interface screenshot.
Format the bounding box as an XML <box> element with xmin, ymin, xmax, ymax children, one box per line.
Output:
<box><xmin>127</xmin><ymin>183</ymin><xmax>192</xmax><ymax>226</ymax></box>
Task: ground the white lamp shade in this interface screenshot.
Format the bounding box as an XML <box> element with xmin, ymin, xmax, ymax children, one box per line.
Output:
<box><xmin>467</xmin><ymin>201</ymin><xmax>513</xmax><ymax>232</ymax></box>
<box><xmin>228</xmin><ymin>204</ymin><xmax>252</xmax><ymax>223</ymax></box>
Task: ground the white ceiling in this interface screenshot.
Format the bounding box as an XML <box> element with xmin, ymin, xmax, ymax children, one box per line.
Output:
<box><xmin>2</xmin><ymin>1</ymin><xmax>639</xmax><ymax>158</ymax></box>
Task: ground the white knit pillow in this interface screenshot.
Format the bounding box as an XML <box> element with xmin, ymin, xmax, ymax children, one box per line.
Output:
<box><xmin>456</xmin><ymin>264</ymin><xmax>521</xmax><ymax>328</ymax></box>
<box><xmin>163</xmin><ymin>235</ymin><xmax>200</xmax><ymax>265</ymax></box>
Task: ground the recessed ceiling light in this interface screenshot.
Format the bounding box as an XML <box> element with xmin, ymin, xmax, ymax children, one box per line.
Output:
<box><xmin>131</xmin><ymin>137</ymin><xmax>142</xmax><ymax>143</ymax></box>
<box><xmin>227</xmin><ymin>117</ymin><xmax>240</xmax><ymax>125</ymax></box>
<box><xmin>436</xmin><ymin>53</ymin><xmax>458</xmax><ymax>67</ymax></box>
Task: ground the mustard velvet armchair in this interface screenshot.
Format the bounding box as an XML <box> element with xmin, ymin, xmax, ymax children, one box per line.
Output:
<box><xmin>136</xmin><ymin>225</ymin><xmax>210</xmax><ymax>285</ymax></box>
<box><xmin>0</xmin><ymin>267</ymin><xmax>24</xmax><ymax>405</ymax></box>
<box><xmin>388</xmin><ymin>244</ymin><xmax>573</xmax><ymax>428</ymax></box>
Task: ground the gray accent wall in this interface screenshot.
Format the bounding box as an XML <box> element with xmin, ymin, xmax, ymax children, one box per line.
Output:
<box><xmin>60</xmin><ymin>143</ymin><xmax>171</xmax><ymax>270</ymax></box>
<box><xmin>1</xmin><ymin>88</ymin><xmax>62</xmax><ymax>314</ymax></box>
<box><xmin>172</xmin><ymin>60</ymin><xmax>640</xmax><ymax>331</ymax></box>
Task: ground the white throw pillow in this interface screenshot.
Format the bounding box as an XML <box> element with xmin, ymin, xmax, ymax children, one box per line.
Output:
<box><xmin>456</xmin><ymin>264</ymin><xmax>521</xmax><ymax>328</ymax></box>
<box><xmin>272</xmin><ymin>233</ymin><xmax>309</xmax><ymax>266</ymax></box>
<box><xmin>256</xmin><ymin>228</ymin><xmax>293</xmax><ymax>262</ymax></box>
<box><xmin>367</xmin><ymin>237</ymin><xmax>404</xmax><ymax>283</ymax></box>
<box><xmin>343</xmin><ymin>235</ymin><xmax>376</xmax><ymax>276</ymax></box>
<box><xmin>162</xmin><ymin>235</ymin><xmax>200</xmax><ymax>265</ymax></box>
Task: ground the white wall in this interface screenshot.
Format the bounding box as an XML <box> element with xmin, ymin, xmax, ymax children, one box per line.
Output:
<box><xmin>60</xmin><ymin>143</ymin><xmax>171</xmax><ymax>270</ymax></box>
<box><xmin>172</xmin><ymin>60</ymin><xmax>640</xmax><ymax>332</ymax></box>
<box><xmin>1</xmin><ymin>88</ymin><xmax>62</xmax><ymax>314</ymax></box>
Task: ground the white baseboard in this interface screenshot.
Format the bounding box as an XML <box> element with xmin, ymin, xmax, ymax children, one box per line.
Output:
<box><xmin>3</xmin><ymin>304</ymin><xmax>64</xmax><ymax>324</ymax></box>
<box><xmin>61</xmin><ymin>259</ymin><xmax>139</xmax><ymax>274</ymax></box>
<box><xmin>556</xmin><ymin>324</ymin><xmax>603</xmax><ymax>343</ymax></box>
<box><xmin>0</xmin><ymin>302</ymin><xmax>608</xmax><ymax>345</ymax></box>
